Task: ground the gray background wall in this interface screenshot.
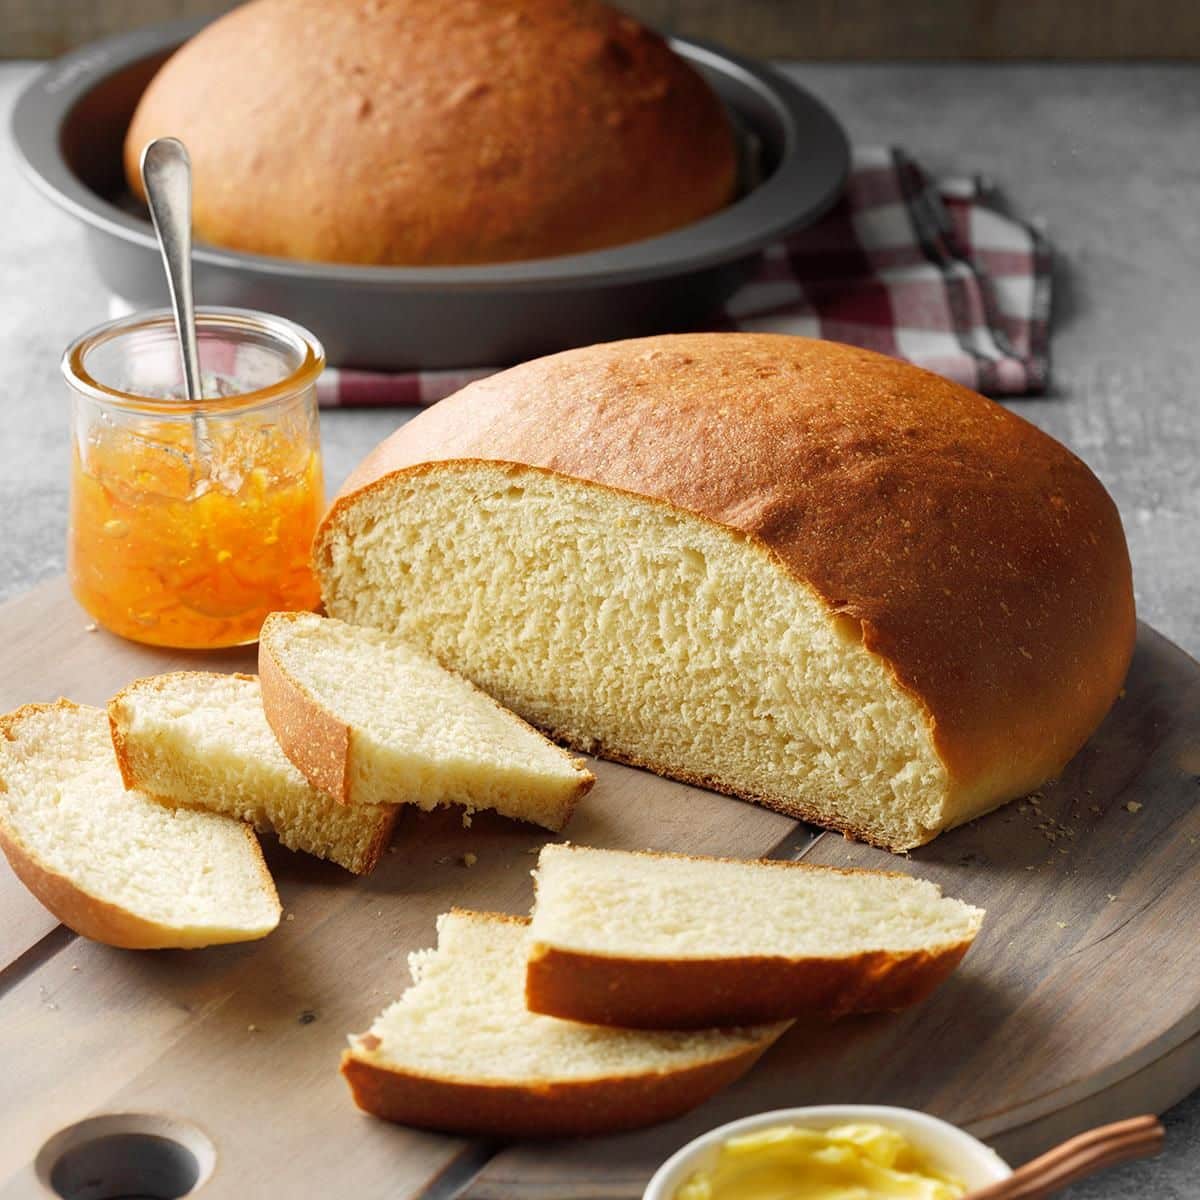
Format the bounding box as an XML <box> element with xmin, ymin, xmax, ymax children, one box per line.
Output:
<box><xmin>4</xmin><ymin>0</ymin><xmax>1200</xmax><ymax>59</ymax></box>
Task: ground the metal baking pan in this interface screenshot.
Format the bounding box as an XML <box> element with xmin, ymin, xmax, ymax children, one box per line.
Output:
<box><xmin>11</xmin><ymin>18</ymin><xmax>849</xmax><ymax>370</ymax></box>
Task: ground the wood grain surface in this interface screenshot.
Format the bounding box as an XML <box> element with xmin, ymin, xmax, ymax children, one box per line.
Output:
<box><xmin>6</xmin><ymin>0</ymin><xmax>1200</xmax><ymax>60</ymax></box>
<box><xmin>0</xmin><ymin>577</ymin><xmax>1198</xmax><ymax>1199</ymax></box>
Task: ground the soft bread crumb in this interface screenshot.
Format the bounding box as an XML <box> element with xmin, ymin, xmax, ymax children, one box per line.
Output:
<box><xmin>530</xmin><ymin>844</ymin><xmax>984</xmax><ymax>960</ymax></box>
<box><xmin>260</xmin><ymin>612</ymin><xmax>592</xmax><ymax>829</ymax></box>
<box><xmin>0</xmin><ymin>702</ymin><xmax>280</xmax><ymax>948</ymax></box>
<box><xmin>108</xmin><ymin>673</ymin><xmax>395</xmax><ymax>874</ymax></box>
<box><xmin>349</xmin><ymin>911</ymin><xmax>785</xmax><ymax>1082</ymax></box>
<box><xmin>319</xmin><ymin>465</ymin><xmax>950</xmax><ymax>851</ymax></box>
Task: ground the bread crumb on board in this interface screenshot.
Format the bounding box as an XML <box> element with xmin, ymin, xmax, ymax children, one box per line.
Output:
<box><xmin>1125</xmin><ymin>801</ymin><xmax>1143</xmax><ymax>813</ymax></box>
<box><xmin>285</xmin><ymin>912</ymin><xmax>295</xmax><ymax>922</ymax></box>
<box><xmin>83</xmin><ymin>623</ymin><xmax>98</xmax><ymax>633</ymax></box>
<box><xmin>462</xmin><ymin>852</ymin><xmax>477</xmax><ymax>868</ymax></box>
<box><xmin>462</xmin><ymin>812</ymin><xmax>473</xmax><ymax>829</ymax></box>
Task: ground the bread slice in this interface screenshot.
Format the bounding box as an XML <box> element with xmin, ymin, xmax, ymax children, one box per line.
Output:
<box><xmin>258</xmin><ymin>611</ymin><xmax>593</xmax><ymax>831</ymax></box>
<box><xmin>526</xmin><ymin>844</ymin><xmax>985</xmax><ymax>1029</ymax></box>
<box><xmin>0</xmin><ymin>701</ymin><xmax>280</xmax><ymax>949</ymax></box>
<box><xmin>341</xmin><ymin>910</ymin><xmax>788</xmax><ymax>1137</ymax></box>
<box><xmin>108</xmin><ymin>673</ymin><xmax>396</xmax><ymax>875</ymax></box>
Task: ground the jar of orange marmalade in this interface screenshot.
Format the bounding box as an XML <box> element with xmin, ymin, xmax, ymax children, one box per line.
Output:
<box><xmin>62</xmin><ymin>307</ymin><xmax>325</xmax><ymax>649</ymax></box>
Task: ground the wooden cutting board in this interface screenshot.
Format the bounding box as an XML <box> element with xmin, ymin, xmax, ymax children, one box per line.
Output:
<box><xmin>1</xmin><ymin>576</ymin><xmax>1198</xmax><ymax>1199</ymax></box>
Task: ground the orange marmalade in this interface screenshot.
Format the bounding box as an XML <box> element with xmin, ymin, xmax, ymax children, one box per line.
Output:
<box><xmin>70</xmin><ymin>418</ymin><xmax>323</xmax><ymax>648</ymax></box>
<box><xmin>63</xmin><ymin>308</ymin><xmax>326</xmax><ymax>649</ymax></box>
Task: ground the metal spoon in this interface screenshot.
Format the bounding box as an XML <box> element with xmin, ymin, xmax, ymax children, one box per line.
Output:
<box><xmin>140</xmin><ymin>137</ymin><xmax>204</xmax><ymax>403</ymax></box>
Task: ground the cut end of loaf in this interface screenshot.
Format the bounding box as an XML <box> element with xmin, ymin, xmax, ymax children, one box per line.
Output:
<box><xmin>319</xmin><ymin>463</ymin><xmax>951</xmax><ymax>851</ymax></box>
<box><xmin>0</xmin><ymin>700</ymin><xmax>280</xmax><ymax>949</ymax></box>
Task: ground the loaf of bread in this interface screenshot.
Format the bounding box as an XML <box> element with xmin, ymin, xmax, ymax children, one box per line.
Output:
<box><xmin>0</xmin><ymin>701</ymin><xmax>280</xmax><ymax>948</ymax></box>
<box><xmin>341</xmin><ymin>909</ymin><xmax>788</xmax><ymax>1137</ymax></box>
<box><xmin>317</xmin><ymin>334</ymin><xmax>1135</xmax><ymax>851</ymax></box>
<box><xmin>526</xmin><ymin>844</ymin><xmax>984</xmax><ymax>1028</ymax></box>
<box><xmin>124</xmin><ymin>0</ymin><xmax>736</xmax><ymax>266</ymax></box>
<box><xmin>258</xmin><ymin>612</ymin><xmax>593</xmax><ymax>829</ymax></box>
<box><xmin>108</xmin><ymin>673</ymin><xmax>397</xmax><ymax>874</ymax></box>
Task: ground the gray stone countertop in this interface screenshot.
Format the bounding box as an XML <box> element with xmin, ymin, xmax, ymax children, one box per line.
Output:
<box><xmin>0</xmin><ymin>59</ymin><xmax>1197</xmax><ymax>1197</ymax></box>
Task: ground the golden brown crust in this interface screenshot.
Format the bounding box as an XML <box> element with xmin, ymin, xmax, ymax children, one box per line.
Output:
<box><xmin>258</xmin><ymin>614</ymin><xmax>353</xmax><ymax>804</ymax></box>
<box><xmin>352</xmin><ymin>809</ymin><xmax>399</xmax><ymax>877</ymax></box>
<box><xmin>124</xmin><ymin>0</ymin><xmax>736</xmax><ymax>266</ymax></box>
<box><xmin>0</xmin><ymin>700</ymin><xmax>278</xmax><ymax>949</ymax></box>
<box><xmin>318</xmin><ymin>334</ymin><xmax>1136</xmax><ymax>832</ymax></box>
<box><xmin>340</xmin><ymin>1031</ymin><xmax>782</xmax><ymax>1138</ymax></box>
<box><xmin>524</xmin><ymin>942</ymin><xmax>972</xmax><ymax>1030</ymax></box>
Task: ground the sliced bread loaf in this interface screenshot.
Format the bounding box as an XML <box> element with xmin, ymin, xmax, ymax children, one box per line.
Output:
<box><xmin>341</xmin><ymin>909</ymin><xmax>788</xmax><ymax>1137</ymax></box>
<box><xmin>316</xmin><ymin>333</ymin><xmax>1134</xmax><ymax>851</ymax></box>
<box><xmin>258</xmin><ymin>611</ymin><xmax>593</xmax><ymax>830</ymax></box>
<box><xmin>526</xmin><ymin>844</ymin><xmax>985</xmax><ymax>1028</ymax></box>
<box><xmin>0</xmin><ymin>701</ymin><xmax>280</xmax><ymax>948</ymax></box>
<box><xmin>108</xmin><ymin>673</ymin><xmax>396</xmax><ymax>875</ymax></box>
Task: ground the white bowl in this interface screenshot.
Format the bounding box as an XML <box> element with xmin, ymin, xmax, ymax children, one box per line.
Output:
<box><xmin>643</xmin><ymin>1105</ymin><xmax>1012</xmax><ymax>1199</ymax></box>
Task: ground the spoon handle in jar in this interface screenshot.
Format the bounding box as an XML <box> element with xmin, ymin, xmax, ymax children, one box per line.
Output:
<box><xmin>140</xmin><ymin>137</ymin><xmax>204</xmax><ymax>404</ymax></box>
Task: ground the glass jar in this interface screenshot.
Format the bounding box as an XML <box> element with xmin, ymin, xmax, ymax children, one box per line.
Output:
<box><xmin>62</xmin><ymin>307</ymin><xmax>326</xmax><ymax>649</ymax></box>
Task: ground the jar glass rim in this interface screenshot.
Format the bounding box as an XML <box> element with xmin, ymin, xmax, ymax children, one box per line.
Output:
<box><xmin>61</xmin><ymin>306</ymin><xmax>326</xmax><ymax>415</ymax></box>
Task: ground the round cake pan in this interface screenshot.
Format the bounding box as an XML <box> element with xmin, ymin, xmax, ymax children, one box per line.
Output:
<box><xmin>11</xmin><ymin>18</ymin><xmax>849</xmax><ymax>370</ymax></box>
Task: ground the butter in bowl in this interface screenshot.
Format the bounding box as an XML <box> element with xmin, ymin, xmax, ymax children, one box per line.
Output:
<box><xmin>643</xmin><ymin>1107</ymin><xmax>1011</xmax><ymax>1200</ymax></box>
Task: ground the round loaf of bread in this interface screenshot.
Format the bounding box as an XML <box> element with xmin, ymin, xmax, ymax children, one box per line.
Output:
<box><xmin>316</xmin><ymin>334</ymin><xmax>1135</xmax><ymax>851</ymax></box>
<box><xmin>123</xmin><ymin>0</ymin><xmax>737</xmax><ymax>266</ymax></box>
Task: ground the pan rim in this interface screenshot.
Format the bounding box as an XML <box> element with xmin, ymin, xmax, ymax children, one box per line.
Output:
<box><xmin>10</xmin><ymin>17</ymin><xmax>849</xmax><ymax>292</ymax></box>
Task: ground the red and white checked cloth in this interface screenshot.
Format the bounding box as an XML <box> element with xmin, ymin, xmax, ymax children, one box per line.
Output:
<box><xmin>310</xmin><ymin>144</ymin><xmax>1048</xmax><ymax>406</ymax></box>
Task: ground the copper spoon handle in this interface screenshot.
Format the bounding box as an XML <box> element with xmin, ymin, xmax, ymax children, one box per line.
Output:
<box><xmin>966</xmin><ymin>1115</ymin><xmax>1164</xmax><ymax>1200</ymax></box>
